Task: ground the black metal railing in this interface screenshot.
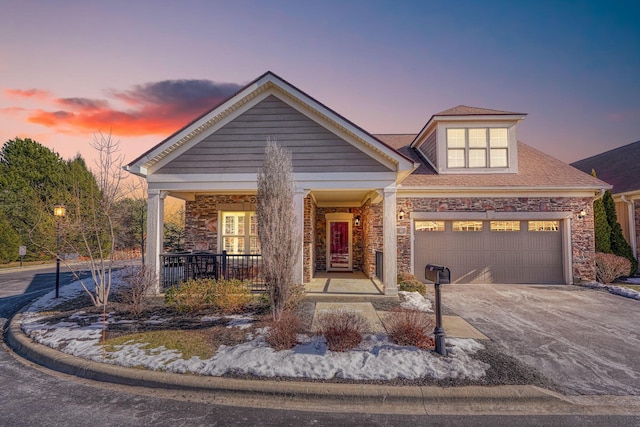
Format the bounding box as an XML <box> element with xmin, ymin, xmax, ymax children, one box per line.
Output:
<box><xmin>375</xmin><ymin>250</ymin><xmax>383</xmax><ymax>280</ymax></box>
<box><xmin>160</xmin><ymin>251</ymin><xmax>264</xmax><ymax>291</ymax></box>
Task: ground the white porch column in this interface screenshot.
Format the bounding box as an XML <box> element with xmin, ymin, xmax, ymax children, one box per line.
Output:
<box><xmin>383</xmin><ymin>186</ymin><xmax>398</xmax><ymax>296</ymax></box>
<box><xmin>146</xmin><ymin>189</ymin><xmax>166</xmax><ymax>294</ymax></box>
<box><xmin>292</xmin><ymin>188</ymin><xmax>307</xmax><ymax>284</ymax></box>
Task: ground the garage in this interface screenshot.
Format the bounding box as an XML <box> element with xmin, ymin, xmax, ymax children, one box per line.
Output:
<box><xmin>413</xmin><ymin>219</ymin><xmax>564</xmax><ymax>284</ymax></box>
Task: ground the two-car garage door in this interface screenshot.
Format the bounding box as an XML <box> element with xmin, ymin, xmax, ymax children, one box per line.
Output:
<box><xmin>414</xmin><ymin>219</ymin><xmax>564</xmax><ymax>284</ymax></box>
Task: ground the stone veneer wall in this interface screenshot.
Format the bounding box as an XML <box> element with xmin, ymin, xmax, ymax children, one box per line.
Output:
<box><xmin>395</xmin><ymin>196</ymin><xmax>596</xmax><ymax>282</ymax></box>
<box><xmin>315</xmin><ymin>206</ymin><xmax>364</xmax><ymax>272</ymax></box>
<box><xmin>303</xmin><ymin>197</ymin><xmax>316</xmax><ymax>283</ymax></box>
<box><xmin>362</xmin><ymin>199</ymin><xmax>384</xmax><ymax>279</ymax></box>
<box><xmin>184</xmin><ymin>195</ymin><xmax>257</xmax><ymax>252</ymax></box>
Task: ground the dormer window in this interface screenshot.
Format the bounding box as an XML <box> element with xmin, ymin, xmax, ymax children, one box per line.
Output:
<box><xmin>410</xmin><ymin>105</ymin><xmax>525</xmax><ymax>175</ymax></box>
<box><xmin>446</xmin><ymin>128</ymin><xmax>509</xmax><ymax>169</ymax></box>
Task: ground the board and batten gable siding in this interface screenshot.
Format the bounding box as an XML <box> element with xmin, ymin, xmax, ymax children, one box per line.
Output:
<box><xmin>156</xmin><ymin>95</ymin><xmax>392</xmax><ymax>174</ymax></box>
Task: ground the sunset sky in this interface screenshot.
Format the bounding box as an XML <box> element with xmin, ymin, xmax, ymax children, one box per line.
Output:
<box><xmin>1</xmin><ymin>0</ymin><xmax>638</xmax><ymax>167</ymax></box>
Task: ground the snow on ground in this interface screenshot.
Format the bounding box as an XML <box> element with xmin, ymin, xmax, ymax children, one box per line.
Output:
<box><xmin>582</xmin><ymin>281</ymin><xmax>640</xmax><ymax>300</ymax></box>
<box><xmin>20</xmin><ymin>277</ymin><xmax>489</xmax><ymax>381</ymax></box>
<box><xmin>399</xmin><ymin>291</ymin><xmax>433</xmax><ymax>312</ymax></box>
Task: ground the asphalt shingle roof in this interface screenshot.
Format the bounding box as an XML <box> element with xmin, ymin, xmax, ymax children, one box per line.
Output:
<box><xmin>434</xmin><ymin>105</ymin><xmax>526</xmax><ymax>116</ymax></box>
<box><xmin>375</xmin><ymin>134</ymin><xmax>607</xmax><ymax>189</ymax></box>
<box><xmin>570</xmin><ymin>140</ymin><xmax>640</xmax><ymax>194</ymax></box>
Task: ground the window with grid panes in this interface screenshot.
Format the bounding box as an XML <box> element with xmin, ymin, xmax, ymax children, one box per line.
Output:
<box><xmin>221</xmin><ymin>212</ymin><xmax>260</xmax><ymax>254</ymax></box>
<box><xmin>447</xmin><ymin>128</ymin><xmax>509</xmax><ymax>168</ymax></box>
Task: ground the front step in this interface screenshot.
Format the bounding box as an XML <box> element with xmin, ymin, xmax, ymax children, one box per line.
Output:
<box><xmin>304</xmin><ymin>293</ymin><xmax>399</xmax><ymax>303</ymax></box>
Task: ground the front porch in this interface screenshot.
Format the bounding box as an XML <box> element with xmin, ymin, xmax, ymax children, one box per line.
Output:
<box><xmin>150</xmin><ymin>189</ymin><xmax>400</xmax><ymax>296</ymax></box>
<box><xmin>305</xmin><ymin>271</ymin><xmax>385</xmax><ymax>298</ymax></box>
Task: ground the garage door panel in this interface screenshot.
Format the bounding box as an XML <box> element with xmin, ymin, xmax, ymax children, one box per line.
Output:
<box><xmin>414</xmin><ymin>220</ymin><xmax>563</xmax><ymax>284</ymax></box>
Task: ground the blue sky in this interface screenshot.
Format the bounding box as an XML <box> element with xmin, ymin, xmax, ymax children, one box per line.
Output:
<box><xmin>1</xmin><ymin>0</ymin><xmax>638</xmax><ymax>164</ymax></box>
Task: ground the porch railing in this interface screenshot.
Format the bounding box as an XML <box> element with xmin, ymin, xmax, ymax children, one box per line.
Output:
<box><xmin>160</xmin><ymin>251</ymin><xmax>264</xmax><ymax>291</ymax></box>
<box><xmin>375</xmin><ymin>250</ymin><xmax>383</xmax><ymax>280</ymax></box>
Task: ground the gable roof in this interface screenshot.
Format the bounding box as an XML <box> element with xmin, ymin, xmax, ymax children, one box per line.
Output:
<box><xmin>126</xmin><ymin>71</ymin><xmax>416</xmax><ymax>177</ymax></box>
<box><xmin>376</xmin><ymin>135</ymin><xmax>609</xmax><ymax>191</ymax></box>
<box><xmin>570</xmin><ymin>140</ymin><xmax>640</xmax><ymax>194</ymax></box>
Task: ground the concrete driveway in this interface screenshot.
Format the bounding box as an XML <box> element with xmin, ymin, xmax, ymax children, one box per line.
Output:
<box><xmin>441</xmin><ymin>284</ymin><xmax>640</xmax><ymax>396</ymax></box>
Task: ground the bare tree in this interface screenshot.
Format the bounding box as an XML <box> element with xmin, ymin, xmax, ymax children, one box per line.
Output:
<box><xmin>65</xmin><ymin>131</ymin><xmax>126</xmax><ymax>308</ymax></box>
<box><xmin>257</xmin><ymin>140</ymin><xmax>300</xmax><ymax>321</ymax></box>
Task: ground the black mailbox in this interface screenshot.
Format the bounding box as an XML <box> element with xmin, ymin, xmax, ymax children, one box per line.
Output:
<box><xmin>425</xmin><ymin>264</ymin><xmax>451</xmax><ymax>284</ymax></box>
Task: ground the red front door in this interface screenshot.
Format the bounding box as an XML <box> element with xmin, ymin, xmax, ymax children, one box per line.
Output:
<box><xmin>328</xmin><ymin>221</ymin><xmax>351</xmax><ymax>270</ymax></box>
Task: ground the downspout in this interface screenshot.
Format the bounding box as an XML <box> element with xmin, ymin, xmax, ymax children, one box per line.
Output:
<box><xmin>621</xmin><ymin>195</ymin><xmax>637</xmax><ymax>259</ymax></box>
<box><xmin>594</xmin><ymin>189</ymin><xmax>605</xmax><ymax>201</ymax></box>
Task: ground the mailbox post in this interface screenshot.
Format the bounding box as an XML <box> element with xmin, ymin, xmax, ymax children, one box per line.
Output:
<box><xmin>425</xmin><ymin>264</ymin><xmax>450</xmax><ymax>356</ymax></box>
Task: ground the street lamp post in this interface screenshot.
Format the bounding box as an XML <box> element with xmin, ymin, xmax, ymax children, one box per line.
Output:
<box><xmin>54</xmin><ymin>204</ymin><xmax>66</xmax><ymax>298</ymax></box>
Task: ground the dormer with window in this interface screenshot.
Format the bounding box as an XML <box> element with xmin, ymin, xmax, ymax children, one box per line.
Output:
<box><xmin>410</xmin><ymin>105</ymin><xmax>526</xmax><ymax>174</ymax></box>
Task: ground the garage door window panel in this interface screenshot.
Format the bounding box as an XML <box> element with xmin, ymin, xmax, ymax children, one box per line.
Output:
<box><xmin>490</xmin><ymin>221</ymin><xmax>521</xmax><ymax>231</ymax></box>
<box><xmin>528</xmin><ymin>221</ymin><xmax>559</xmax><ymax>231</ymax></box>
<box><xmin>415</xmin><ymin>220</ymin><xmax>445</xmax><ymax>231</ymax></box>
<box><xmin>453</xmin><ymin>221</ymin><xmax>483</xmax><ymax>231</ymax></box>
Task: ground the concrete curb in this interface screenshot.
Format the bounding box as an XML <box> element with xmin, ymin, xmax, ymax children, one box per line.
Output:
<box><xmin>5</xmin><ymin>312</ymin><xmax>585</xmax><ymax>415</ymax></box>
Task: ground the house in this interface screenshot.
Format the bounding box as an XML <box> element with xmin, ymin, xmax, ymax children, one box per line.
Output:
<box><xmin>571</xmin><ymin>140</ymin><xmax>640</xmax><ymax>260</ymax></box>
<box><xmin>126</xmin><ymin>71</ymin><xmax>609</xmax><ymax>295</ymax></box>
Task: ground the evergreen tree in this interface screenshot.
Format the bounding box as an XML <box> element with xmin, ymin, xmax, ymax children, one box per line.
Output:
<box><xmin>591</xmin><ymin>169</ymin><xmax>611</xmax><ymax>253</ymax></box>
<box><xmin>0</xmin><ymin>138</ymin><xmax>68</xmax><ymax>259</ymax></box>
<box><xmin>602</xmin><ymin>190</ymin><xmax>638</xmax><ymax>275</ymax></box>
<box><xmin>0</xmin><ymin>212</ymin><xmax>21</xmax><ymax>263</ymax></box>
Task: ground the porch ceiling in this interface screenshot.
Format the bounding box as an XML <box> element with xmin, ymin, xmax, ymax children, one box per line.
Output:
<box><xmin>312</xmin><ymin>189</ymin><xmax>376</xmax><ymax>207</ymax></box>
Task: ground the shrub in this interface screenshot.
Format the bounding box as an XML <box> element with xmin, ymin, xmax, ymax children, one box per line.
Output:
<box><xmin>164</xmin><ymin>279</ymin><xmax>214</xmax><ymax>313</ymax></box>
<box><xmin>165</xmin><ymin>278</ymin><xmax>253</xmax><ymax>314</ymax></box>
<box><xmin>397</xmin><ymin>271</ymin><xmax>416</xmax><ymax>283</ymax></box>
<box><xmin>117</xmin><ymin>265</ymin><xmax>157</xmax><ymax>317</ymax></box>
<box><xmin>397</xmin><ymin>272</ymin><xmax>427</xmax><ymax>295</ymax></box>
<box><xmin>211</xmin><ymin>279</ymin><xmax>253</xmax><ymax>314</ymax></box>
<box><xmin>595</xmin><ymin>252</ymin><xmax>632</xmax><ymax>284</ymax></box>
<box><xmin>386</xmin><ymin>309</ymin><xmax>435</xmax><ymax>349</ymax></box>
<box><xmin>265</xmin><ymin>311</ymin><xmax>302</xmax><ymax>351</ymax></box>
<box><xmin>399</xmin><ymin>281</ymin><xmax>427</xmax><ymax>295</ymax></box>
<box><xmin>316</xmin><ymin>309</ymin><xmax>369</xmax><ymax>352</ymax></box>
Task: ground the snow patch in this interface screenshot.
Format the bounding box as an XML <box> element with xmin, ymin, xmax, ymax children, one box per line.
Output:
<box><xmin>399</xmin><ymin>291</ymin><xmax>433</xmax><ymax>312</ymax></box>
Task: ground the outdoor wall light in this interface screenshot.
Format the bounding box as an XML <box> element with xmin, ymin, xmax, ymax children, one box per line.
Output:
<box><xmin>578</xmin><ymin>209</ymin><xmax>586</xmax><ymax>219</ymax></box>
<box><xmin>354</xmin><ymin>216</ymin><xmax>361</xmax><ymax>226</ymax></box>
<box><xmin>398</xmin><ymin>208</ymin><xmax>405</xmax><ymax>221</ymax></box>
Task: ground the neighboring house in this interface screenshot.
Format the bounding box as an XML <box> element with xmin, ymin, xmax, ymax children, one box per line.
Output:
<box><xmin>571</xmin><ymin>140</ymin><xmax>640</xmax><ymax>259</ymax></box>
<box><xmin>126</xmin><ymin>71</ymin><xmax>608</xmax><ymax>294</ymax></box>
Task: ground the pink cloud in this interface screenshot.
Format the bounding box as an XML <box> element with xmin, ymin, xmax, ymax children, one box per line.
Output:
<box><xmin>3</xmin><ymin>79</ymin><xmax>242</xmax><ymax>136</ymax></box>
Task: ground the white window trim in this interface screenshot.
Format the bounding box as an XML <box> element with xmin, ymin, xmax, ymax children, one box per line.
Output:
<box><xmin>437</xmin><ymin>122</ymin><xmax>519</xmax><ymax>174</ymax></box>
<box><xmin>218</xmin><ymin>211</ymin><xmax>258</xmax><ymax>254</ymax></box>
